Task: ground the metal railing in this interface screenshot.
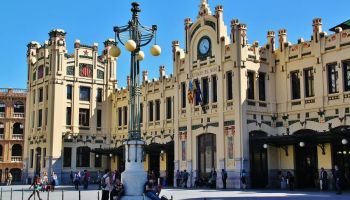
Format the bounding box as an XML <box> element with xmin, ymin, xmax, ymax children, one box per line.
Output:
<box><xmin>11</xmin><ymin>156</ymin><xmax>22</xmax><ymax>162</ymax></box>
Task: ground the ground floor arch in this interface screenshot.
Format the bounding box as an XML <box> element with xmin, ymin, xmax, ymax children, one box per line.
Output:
<box><xmin>197</xmin><ymin>133</ymin><xmax>216</xmax><ymax>180</ymax></box>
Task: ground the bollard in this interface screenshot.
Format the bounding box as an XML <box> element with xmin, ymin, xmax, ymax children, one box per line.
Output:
<box><xmin>79</xmin><ymin>189</ymin><xmax>81</xmax><ymax>200</ymax></box>
<box><xmin>22</xmin><ymin>188</ymin><xmax>24</xmax><ymax>200</ymax></box>
<box><xmin>47</xmin><ymin>190</ymin><xmax>50</xmax><ymax>200</ymax></box>
<box><xmin>10</xmin><ymin>188</ymin><xmax>13</xmax><ymax>200</ymax></box>
<box><xmin>62</xmin><ymin>190</ymin><xmax>64</xmax><ymax>200</ymax></box>
<box><xmin>97</xmin><ymin>191</ymin><xmax>99</xmax><ymax>200</ymax></box>
<box><xmin>0</xmin><ymin>187</ymin><xmax>2</xmax><ymax>200</ymax></box>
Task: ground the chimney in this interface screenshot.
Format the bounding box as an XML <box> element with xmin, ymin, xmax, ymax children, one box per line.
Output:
<box><xmin>159</xmin><ymin>66</ymin><xmax>165</xmax><ymax>79</ymax></box>
<box><xmin>142</xmin><ymin>70</ymin><xmax>148</xmax><ymax>83</ymax></box>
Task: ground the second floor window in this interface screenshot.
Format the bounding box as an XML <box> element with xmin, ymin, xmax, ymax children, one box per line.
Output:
<box><xmin>97</xmin><ymin>88</ymin><xmax>103</xmax><ymax>102</ymax></box>
<box><xmin>166</xmin><ymin>97</ymin><xmax>172</xmax><ymax>119</ymax></box>
<box><xmin>38</xmin><ymin>109</ymin><xmax>43</xmax><ymax>127</ymax></box>
<box><xmin>304</xmin><ymin>68</ymin><xmax>314</xmax><ymax>97</ymax></box>
<box><xmin>247</xmin><ymin>71</ymin><xmax>255</xmax><ymax>100</ymax></box>
<box><xmin>226</xmin><ymin>71</ymin><xmax>233</xmax><ymax>100</ymax></box>
<box><xmin>149</xmin><ymin>101</ymin><xmax>154</xmax><ymax>122</ymax></box>
<box><xmin>212</xmin><ymin>75</ymin><xmax>217</xmax><ymax>103</ymax></box>
<box><xmin>123</xmin><ymin>106</ymin><xmax>127</xmax><ymax>125</ymax></box>
<box><xmin>66</xmin><ymin>107</ymin><xmax>71</xmax><ymax>126</ymax></box>
<box><xmin>67</xmin><ymin>85</ymin><xmax>72</xmax><ymax>100</ymax></box>
<box><xmin>79</xmin><ymin>108</ymin><xmax>89</xmax><ymax>127</ymax></box>
<box><xmin>328</xmin><ymin>63</ymin><xmax>338</xmax><ymax>94</ymax></box>
<box><xmin>140</xmin><ymin>103</ymin><xmax>143</xmax><ymax>123</ymax></box>
<box><xmin>181</xmin><ymin>82</ymin><xmax>186</xmax><ymax>108</ymax></box>
<box><xmin>155</xmin><ymin>100</ymin><xmax>160</xmax><ymax>121</ymax></box>
<box><xmin>259</xmin><ymin>72</ymin><xmax>266</xmax><ymax>101</ymax></box>
<box><xmin>118</xmin><ymin>107</ymin><xmax>122</xmax><ymax>126</ymax></box>
<box><xmin>291</xmin><ymin>71</ymin><xmax>301</xmax><ymax>100</ymax></box>
<box><xmin>80</xmin><ymin>87</ymin><xmax>90</xmax><ymax>101</ymax></box>
<box><xmin>343</xmin><ymin>60</ymin><xmax>350</xmax><ymax>91</ymax></box>
<box><xmin>97</xmin><ymin>110</ymin><xmax>102</xmax><ymax>128</ymax></box>
<box><xmin>39</xmin><ymin>88</ymin><xmax>43</xmax><ymax>102</ymax></box>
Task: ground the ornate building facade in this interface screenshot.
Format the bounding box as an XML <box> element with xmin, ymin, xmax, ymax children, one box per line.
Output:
<box><xmin>24</xmin><ymin>0</ymin><xmax>350</xmax><ymax>189</ymax></box>
<box><xmin>0</xmin><ymin>88</ymin><xmax>26</xmax><ymax>184</ymax></box>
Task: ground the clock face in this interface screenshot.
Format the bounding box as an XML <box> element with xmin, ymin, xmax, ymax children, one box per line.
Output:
<box><xmin>199</xmin><ymin>37</ymin><xmax>211</xmax><ymax>55</ymax></box>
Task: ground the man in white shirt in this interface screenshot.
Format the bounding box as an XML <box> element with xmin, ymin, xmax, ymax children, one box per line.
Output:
<box><xmin>101</xmin><ymin>169</ymin><xmax>112</xmax><ymax>200</ymax></box>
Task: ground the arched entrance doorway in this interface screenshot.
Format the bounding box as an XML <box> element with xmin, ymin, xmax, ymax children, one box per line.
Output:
<box><xmin>197</xmin><ymin>133</ymin><xmax>216</xmax><ymax>180</ymax></box>
<box><xmin>249</xmin><ymin>131</ymin><xmax>268</xmax><ymax>188</ymax></box>
<box><xmin>10</xmin><ymin>168</ymin><xmax>22</xmax><ymax>183</ymax></box>
<box><xmin>294</xmin><ymin>129</ymin><xmax>318</xmax><ymax>189</ymax></box>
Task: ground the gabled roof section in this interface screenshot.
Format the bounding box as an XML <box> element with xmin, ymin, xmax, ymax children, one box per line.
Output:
<box><xmin>330</xmin><ymin>19</ymin><xmax>350</xmax><ymax>32</ymax></box>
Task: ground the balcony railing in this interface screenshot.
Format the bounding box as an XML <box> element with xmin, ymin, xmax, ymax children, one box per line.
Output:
<box><xmin>13</xmin><ymin>113</ymin><xmax>25</xmax><ymax>118</ymax></box>
<box><xmin>11</xmin><ymin>156</ymin><xmax>23</xmax><ymax>162</ymax></box>
<box><xmin>0</xmin><ymin>113</ymin><xmax>5</xmax><ymax>118</ymax></box>
<box><xmin>12</xmin><ymin>134</ymin><xmax>24</xmax><ymax>140</ymax></box>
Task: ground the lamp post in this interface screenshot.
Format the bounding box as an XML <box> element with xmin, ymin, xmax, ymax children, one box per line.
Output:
<box><xmin>110</xmin><ymin>2</ymin><xmax>160</xmax><ymax>198</ymax></box>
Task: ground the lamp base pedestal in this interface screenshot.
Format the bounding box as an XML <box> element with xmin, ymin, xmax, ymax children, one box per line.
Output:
<box><xmin>121</xmin><ymin>140</ymin><xmax>148</xmax><ymax>200</ymax></box>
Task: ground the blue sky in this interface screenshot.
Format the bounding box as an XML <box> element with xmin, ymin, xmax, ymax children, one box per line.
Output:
<box><xmin>0</xmin><ymin>0</ymin><xmax>349</xmax><ymax>89</ymax></box>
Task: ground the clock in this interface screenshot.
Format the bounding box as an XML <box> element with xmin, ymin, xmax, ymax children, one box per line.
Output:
<box><xmin>197</xmin><ymin>36</ymin><xmax>211</xmax><ymax>60</ymax></box>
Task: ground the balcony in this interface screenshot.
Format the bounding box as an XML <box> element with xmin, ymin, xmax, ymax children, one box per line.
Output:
<box><xmin>12</xmin><ymin>134</ymin><xmax>24</xmax><ymax>140</ymax></box>
<box><xmin>11</xmin><ymin>156</ymin><xmax>23</xmax><ymax>162</ymax></box>
<box><xmin>0</xmin><ymin>112</ymin><xmax>4</xmax><ymax>118</ymax></box>
<box><xmin>13</xmin><ymin>113</ymin><xmax>24</xmax><ymax>118</ymax></box>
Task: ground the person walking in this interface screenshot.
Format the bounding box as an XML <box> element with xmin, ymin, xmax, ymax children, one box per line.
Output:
<box><xmin>175</xmin><ymin>170</ymin><xmax>181</xmax><ymax>187</ymax></box>
<box><xmin>28</xmin><ymin>176</ymin><xmax>42</xmax><ymax>200</ymax></box>
<box><xmin>286</xmin><ymin>171</ymin><xmax>295</xmax><ymax>191</ymax></box>
<box><xmin>221</xmin><ymin>169</ymin><xmax>228</xmax><ymax>189</ymax></box>
<box><xmin>240</xmin><ymin>169</ymin><xmax>247</xmax><ymax>190</ymax></box>
<box><xmin>319</xmin><ymin>167</ymin><xmax>328</xmax><ymax>191</ymax></box>
<box><xmin>51</xmin><ymin>172</ymin><xmax>58</xmax><ymax>191</ymax></box>
<box><xmin>182</xmin><ymin>170</ymin><xmax>189</xmax><ymax>188</ymax></box>
<box><xmin>209</xmin><ymin>169</ymin><xmax>217</xmax><ymax>189</ymax></box>
<box><xmin>101</xmin><ymin>169</ymin><xmax>112</xmax><ymax>200</ymax></box>
<box><xmin>74</xmin><ymin>171</ymin><xmax>81</xmax><ymax>190</ymax></box>
<box><xmin>70</xmin><ymin>171</ymin><xmax>74</xmax><ymax>185</ymax></box>
<box><xmin>7</xmin><ymin>171</ymin><xmax>13</xmax><ymax>186</ymax></box>
<box><xmin>334</xmin><ymin>165</ymin><xmax>342</xmax><ymax>195</ymax></box>
<box><xmin>83</xmin><ymin>169</ymin><xmax>90</xmax><ymax>189</ymax></box>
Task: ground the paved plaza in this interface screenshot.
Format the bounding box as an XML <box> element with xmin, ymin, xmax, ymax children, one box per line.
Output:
<box><xmin>0</xmin><ymin>185</ymin><xmax>349</xmax><ymax>200</ymax></box>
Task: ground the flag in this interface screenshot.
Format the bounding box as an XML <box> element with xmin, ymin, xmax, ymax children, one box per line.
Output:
<box><xmin>194</xmin><ymin>80</ymin><xmax>202</xmax><ymax>104</ymax></box>
<box><xmin>188</xmin><ymin>80</ymin><xmax>194</xmax><ymax>104</ymax></box>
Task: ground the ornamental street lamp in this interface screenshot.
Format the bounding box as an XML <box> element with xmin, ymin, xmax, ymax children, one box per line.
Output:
<box><xmin>109</xmin><ymin>2</ymin><xmax>161</xmax><ymax>198</ymax></box>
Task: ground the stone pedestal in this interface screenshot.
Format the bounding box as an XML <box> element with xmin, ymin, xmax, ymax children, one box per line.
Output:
<box><xmin>121</xmin><ymin>140</ymin><xmax>148</xmax><ymax>200</ymax></box>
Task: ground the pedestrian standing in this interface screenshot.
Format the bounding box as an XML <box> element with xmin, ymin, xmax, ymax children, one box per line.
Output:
<box><xmin>182</xmin><ymin>170</ymin><xmax>189</xmax><ymax>188</ymax></box>
<box><xmin>175</xmin><ymin>170</ymin><xmax>181</xmax><ymax>187</ymax></box>
<box><xmin>51</xmin><ymin>172</ymin><xmax>57</xmax><ymax>191</ymax></box>
<box><xmin>74</xmin><ymin>171</ymin><xmax>81</xmax><ymax>190</ymax></box>
<box><xmin>101</xmin><ymin>169</ymin><xmax>112</xmax><ymax>200</ymax></box>
<box><xmin>7</xmin><ymin>171</ymin><xmax>13</xmax><ymax>186</ymax></box>
<box><xmin>240</xmin><ymin>169</ymin><xmax>247</xmax><ymax>190</ymax></box>
<box><xmin>221</xmin><ymin>169</ymin><xmax>228</xmax><ymax>189</ymax></box>
<box><xmin>83</xmin><ymin>169</ymin><xmax>90</xmax><ymax>189</ymax></box>
<box><xmin>209</xmin><ymin>169</ymin><xmax>217</xmax><ymax>189</ymax></box>
<box><xmin>70</xmin><ymin>171</ymin><xmax>74</xmax><ymax>185</ymax></box>
<box><xmin>286</xmin><ymin>171</ymin><xmax>295</xmax><ymax>191</ymax></box>
<box><xmin>319</xmin><ymin>167</ymin><xmax>328</xmax><ymax>191</ymax></box>
<box><xmin>334</xmin><ymin>165</ymin><xmax>342</xmax><ymax>195</ymax></box>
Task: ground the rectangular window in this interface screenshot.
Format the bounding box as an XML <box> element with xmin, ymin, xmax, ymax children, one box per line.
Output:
<box><xmin>343</xmin><ymin>60</ymin><xmax>350</xmax><ymax>91</ymax></box>
<box><xmin>202</xmin><ymin>77</ymin><xmax>209</xmax><ymax>105</ymax></box>
<box><xmin>66</xmin><ymin>107</ymin><xmax>72</xmax><ymax>125</ymax></box>
<box><xmin>140</xmin><ymin>103</ymin><xmax>143</xmax><ymax>123</ymax></box>
<box><xmin>181</xmin><ymin>141</ymin><xmax>186</xmax><ymax>161</ymax></box>
<box><xmin>67</xmin><ymin>85</ymin><xmax>72</xmax><ymax>100</ymax></box>
<box><xmin>79</xmin><ymin>87</ymin><xmax>90</xmax><ymax>101</ymax></box>
<box><xmin>194</xmin><ymin>79</ymin><xmax>200</xmax><ymax>106</ymax></box>
<box><xmin>123</xmin><ymin>106</ymin><xmax>127</xmax><ymax>125</ymax></box>
<box><xmin>63</xmin><ymin>147</ymin><xmax>72</xmax><ymax>167</ymax></box>
<box><xmin>45</xmin><ymin>85</ymin><xmax>49</xmax><ymax>100</ymax></box>
<box><xmin>304</xmin><ymin>68</ymin><xmax>314</xmax><ymax>97</ymax></box>
<box><xmin>43</xmin><ymin>148</ymin><xmax>46</xmax><ymax>168</ymax></box>
<box><xmin>97</xmin><ymin>88</ymin><xmax>103</xmax><ymax>102</ymax></box>
<box><xmin>247</xmin><ymin>71</ymin><xmax>255</xmax><ymax>100</ymax></box>
<box><xmin>30</xmin><ymin>149</ymin><xmax>34</xmax><ymax>168</ymax></box>
<box><xmin>212</xmin><ymin>75</ymin><xmax>217</xmax><ymax>103</ymax></box>
<box><xmin>155</xmin><ymin>100</ymin><xmax>160</xmax><ymax>121</ymax></box>
<box><xmin>38</xmin><ymin>88</ymin><xmax>43</xmax><ymax>102</ymax></box>
<box><xmin>166</xmin><ymin>97</ymin><xmax>172</xmax><ymax>119</ymax></box>
<box><xmin>45</xmin><ymin>108</ymin><xmax>48</xmax><ymax>126</ymax></box>
<box><xmin>226</xmin><ymin>71</ymin><xmax>233</xmax><ymax>100</ymax></box>
<box><xmin>149</xmin><ymin>101</ymin><xmax>154</xmax><ymax>122</ymax></box>
<box><xmin>33</xmin><ymin>89</ymin><xmax>36</xmax><ymax>104</ymax></box>
<box><xmin>291</xmin><ymin>71</ymin><xmax>301</xmax><ymax>99</ymax></box>
<box><xmin>181</xmin><ymin>82</ymin><xmax>186</xmax><ymax>108</ymax></box>
<box><xmin>32</xmin><ymin>111</ymin><xmax>35</xmax><ymax>128</ymax></box>
<box><xmin>38</xmin><ymin>109</ymin><xmax>43</xmax><ymax>127</ymax></box>
<box><xmin>95</xmin><ymin>153</ymin><xmax>102</xmax><ymax>168</ymax></box>
<box><xmin>118</xmin><ymin>107</ymin><xmax>122</xmax><ymax>126</ymax></box>
<box><xmin>79</xmin><ymin>108</ymin><xmax>90</xmax><ymax>127</ymax></box>
<box><xmin>328</xmin><ymin>63</ymin><xmax>338</xmax><ymax>94</ymax></box>
<box><xmin>259</xmin><ymin>72</ymin><xmax>266</xmax><ymax>101</ymax></box>
<box><xmin>97</xmin><ymin>109</ymin><xmax>102</xmax><ymax>128</ymax></box>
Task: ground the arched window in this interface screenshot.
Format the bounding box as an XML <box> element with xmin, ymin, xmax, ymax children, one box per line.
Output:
<box><xmin>13</xmin><ymin>123</ymin><xmax>24</xmax><ymax>135</ymax></box>
<box><xmin>14</xmin><ymin>102</ymin><xmax>24</xmax><ymax>113</ymax></box>
<box><xmin>11</xmin><ymin>144</ymin><xmax>22</xmax><ymax>157</ymax></box>
<box><xmin>0</xmin><ymin>122</ymin><xmax>4</xmax><ymax>135</ymax></box>
<box><xmin>9</xmin><ymin>168</ymin><xmax>22</xmax><ymax>182</ymax></box>
<box><xmin>76</xmin><ymin>147</ymin><xmax>90</xmax><ymax>167</ymax></box>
